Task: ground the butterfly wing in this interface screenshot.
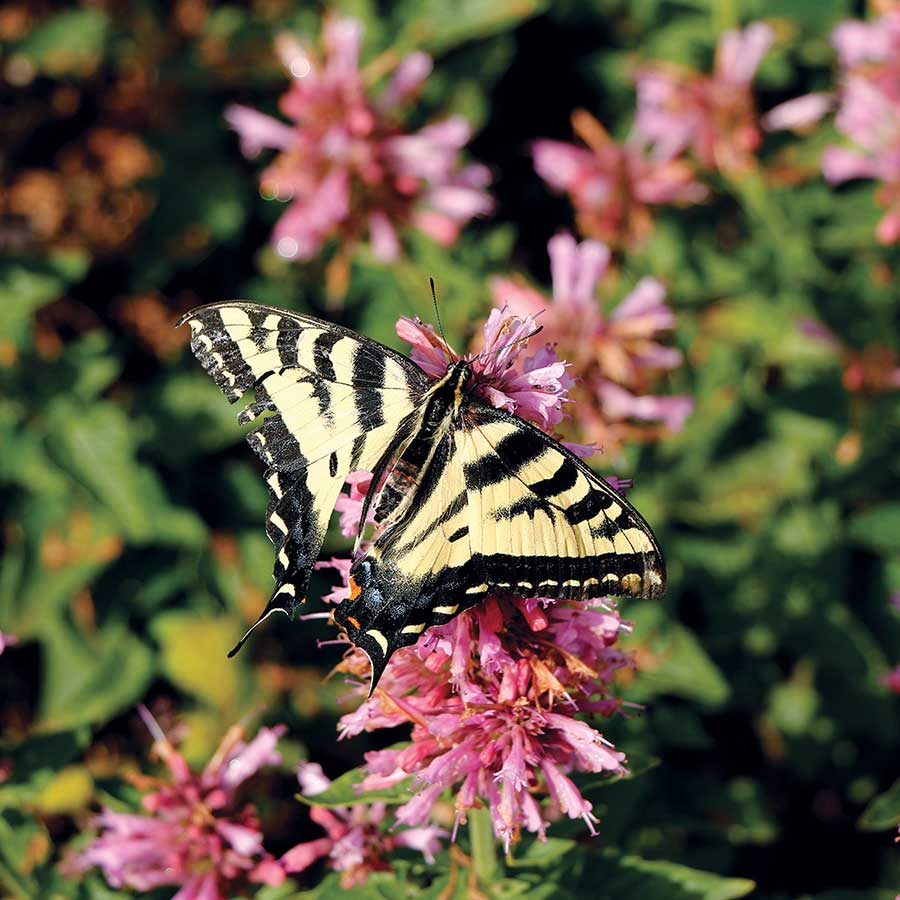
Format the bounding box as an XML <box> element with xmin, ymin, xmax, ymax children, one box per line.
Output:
<box><xmin>180</xmin><ymin>301</ymin><xmax>430</xmax><ymax>647</ymax></box>
<box><xmin>335</xmin><ymin>402</ymin><xmax>665</xmax><ymax>691</ymax></box>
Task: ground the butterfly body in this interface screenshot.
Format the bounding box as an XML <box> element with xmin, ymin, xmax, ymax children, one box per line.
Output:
<box><xmin>181</xmin><ymin>301</ymin><xmax>665</xmax><ymax>692</ymax></box>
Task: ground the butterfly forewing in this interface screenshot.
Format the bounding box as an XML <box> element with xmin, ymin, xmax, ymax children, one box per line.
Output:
<box><xmin>180</xmin><ymin>301</ymin><xmax>429</xmax><ymax>635</ymax></box>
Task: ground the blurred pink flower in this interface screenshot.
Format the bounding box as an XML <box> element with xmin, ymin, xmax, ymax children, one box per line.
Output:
<box><xmin>635</xmin><ymin>22</ymin><xmax>774</xmax><ymax>173</ymax></box>
<box><xmin>333</xmin><ymin>590</ymin><xmax>631</xmax><ymax>850</ymax></box>
<box><xmin>0</xmin><ymin>632</ymin><xmax>17</xmax><ymax>655</ymax></box>
<box><xmin>766</xmin><ymin>11</ymin><xmax>900</xmax><ymax>243</ymax></box>
<box><xmin>225</xmin><ymin>15</ymin><xmax>491</xmax><ymax>270</ymax></box>
<box><xmin>823</xmin><ymin>74</ymin><xmax>900</xmax><ymax>243</ymax></box>
<box><xmin>491</xmin><ymin>233</ymin><xmax>692</xmax><ymax>453</ymax></box>
<box><xmin>881</xmin><ymin>665</ymin><xmax>900</xmax><ymax>694</ymax></box>
<box><xmin>283</xmin><ymin>762</ymin><xmax>446</xmax><ymax>888</ymax></box>
<box><xmin>74</xmin><ymin>710</ymin><xmax>290</xmax><ymax>899</ymax></box>
<box><xmin>533</xmin><ymin>109</ymin><xmax>706</xmax><ymax>247</ymax></box>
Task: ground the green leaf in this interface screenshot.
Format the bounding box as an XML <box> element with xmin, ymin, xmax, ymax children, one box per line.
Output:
<box><xmin>847</xmin><ymin>504</ymin><xmax>900</xmax><ymax>555</ymax></box>
<box><xmin>297</xmin><ymin>762</ymin><xmax>414</xmax><ymax>808</ymax></box>
<box><xmin>858</xmin><ymin>777</ymin><xmax>900</xmax><ymax>832</ymax></box>
<box><xmin>14</xmin><ymin>9</ymin><xmax>110</xmax><ymax>75</ymax></box>
<box><xmin>37</xmin><ymin>621</ymin><xmax>154</xmax><ymax>731</ymax></box>
<box><xmin>626</xmin><ymin>602</ymin><xmax>731</xmax><ymax>707</ymax></box>
<box><xmin>151</xmin><ymin>610</ymin><xmax>246</xmax><ymax>711</ymax></box>
<box><xmin>0</xmin><ymin>729</ymin><xmax>91</xmax><ymax>810</ymax></box>
<box><xmin>608</xmin><ymin>854</ymin><xmax>756</xmax><ymax>900</ymax></box>
<box><xmin>0</xmin><ymin>255</ymin><xmax>89</xmax><ymax>349</ymax></box>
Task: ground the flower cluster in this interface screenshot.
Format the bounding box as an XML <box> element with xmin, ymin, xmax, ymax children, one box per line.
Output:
<box><xmin>73</xmin><ymin>709</ymin><xmax>444</xmax><ymax>897</ymax></box>
<box><xmin>73</xmin><ymin>711</ymin><xmax>289</xmax><ymax>900</ymax></box>
<box><xmin>283</xmin><ymin>762</ymin><xmax>446</xmax><ymax>888</ymax></box>
<box><xmin>316</xmin><ymin>311</ymin><xmax>640</xmax><ymax>849</ymax></box>
<box><xmin>492</xmin><ymin>233</ymin><xmax>692</xmax><ymax>454</ymax></box>
<box><xmin>533</xmin><ymin>109</ymin><xmax>706</xmax><ymax>247</ymax></box>
<box><xmin>226</xmin><ymin>15</ymin><xmax>492</xmax><ymax>273</ymax></box>
<box><xmin>766</xmin><ymin>9</ymin><xmax>900</xmax><ymax>243</ymax></box>
<box><xmin>635</xmin><ymin>23</ymin><xmax>774</xmax><ymax>174</ymax></box>
<box><xmin>337</xmin><ymin>595</ymin><xmax>632</xmax><ymax>849</ymax></box>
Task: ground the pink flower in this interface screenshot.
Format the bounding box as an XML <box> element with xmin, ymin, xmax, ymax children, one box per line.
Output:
<box><xmin>533</xmin><ymin>109</ymin><xmax>706</xmax><ymax>247</ymax></box>
<box><xmin>881</xmin><ymin>665</ymin><xmax>900</xmax><ymax>694</ymax></box>
<box><xmin>73</xmin><ymin>709</ymin><xmax>289</xmax><ymax>899</ymax></box>
<box><xmin>283</xmin><ymin>762</ymin><xmax>446</xmax><ymax>888</ymax></box>
<box><xmin>635</xmin><ymin>22</ymin><xmax>774</xmax><ymax>173</ymax></box>
<box><xmin>766</xmin><ymin>11</ymin><xmax>900</xmax><ymax>244</ymax></box>
<box><xmin>491</xmin><ymin>233</ymin><xmax>692</xmax><ymax>454</ymax></box>
<box><xmin>397</xmin><ymin>307</ymin><xmax>573</xmax><ymax>429</ymax></box>
<box><xmin>333</xmin><ymin>592</ymin><xmax>631</xmax><ymax>850</ymax></box>
<box><xmin>0</xmin><ymin>632</ymin><xmax>17</xmax><ymax>655</ymax></box>
<box><xmin>225</xmin><ymin>15</ymin><xmax>491</xmax><ymax>274</ymax></box>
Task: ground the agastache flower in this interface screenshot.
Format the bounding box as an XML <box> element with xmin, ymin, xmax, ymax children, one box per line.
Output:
<box><xmin>635</xmin><ymin>22</ymin><xmax>774</xmax><ymax>173</ymax></box>
<box><xmin>532</xmin><ymin>109</ymin><xmax>706</xmax><ymax>247</ymax></box>
<box><xmin>282</xmin><ymin>762</ymin><xmax>446</xmax><ymax>887</ymax></box>
<box><xmin>397</xmin><ymin>307</ymin><xmax>574</xmax><ymax>430</ymax></box>
<box><xmin>491</xmin><ymin>233</ymin><xmax>693</xmax><ymax>454</ymax></box>
<box><xmin>73</xmin><ymin>709</ymin><xmax>290</xmax><ymax>899</ymax></box>
<box><xmin>225</xmin><ymin>15</ymin><xmax>491</xmax><ymax>283</ymax></box>
<box><xmin>765</xmin><ymin>10</ymin><xmax>900</xmax><ymax>243</ymax></box>
<box><xmin>331</xmin><ymin>592</ymin><xmax>632</xmax><ymax>850</ymax></box>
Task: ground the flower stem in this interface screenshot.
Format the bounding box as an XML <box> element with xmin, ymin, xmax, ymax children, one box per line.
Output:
<box><xmin>468</xmin><ymin>806</ymin><xmax>500</xmax><ymax>887</ymax></box>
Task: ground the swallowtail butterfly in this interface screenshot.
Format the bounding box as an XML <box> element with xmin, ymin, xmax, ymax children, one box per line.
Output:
<box><xmin>180</xmin><ymin>302</ymin><xmax>665</xmax><ymax>692</ymax></box>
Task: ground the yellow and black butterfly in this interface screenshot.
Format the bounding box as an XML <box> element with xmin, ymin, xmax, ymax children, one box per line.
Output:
<box><xmin>180</xmin><ymin>301</ymin><xmax>665</xmax><ymax>692</ymax></box>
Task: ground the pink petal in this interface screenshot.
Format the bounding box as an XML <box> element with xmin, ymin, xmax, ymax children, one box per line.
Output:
<box><xmin>532</xmin><ymin>139</ymin><xmax>592</xmax><ymax>191</ymax></box>
<box><xmin>716</xmin><ymin>22</ymin><xmax>774</xmax><ymax>85</ymax></box>
<box><xmin>216</xmin><ymin>820</ymin><xmax>264</xmax><ymax>856</ymax></box>
<box><xmin>425</xmin><ymin>184</ymin><xmax>493</xmax><ymax>221</ymax></box>
<box><xmin>412</xmin><ymin>209</ymin><xmax>460</xmax><ymax>246</ymax></box>
<box><xmin>763</xmin><ymin>93</ymin><xmax>834</xmax><ymax>131</ymax></box>
<box><xmin>821</xmin><ymin>145</ymin><xmax>880</xmax><ymax>183</ymax></box>
<box><xmin>221</xmin><ymin>725</ymin><xmax>285</xmax><ymax>789</ymax></box>
<box><xmin>368</xmin><ymin>210</ymin><xmax>401</xmax><ymax>261</ymax></box>
<box><xmin>280</xmin><ymin>837</ymin><xmax>334</xmax><ymax>873</ymax></box>
<box><xmin>394</xmin><ymin>825</ymin><xmax>448</xmax><ymax>863</ymax></box>
<box><xmin>876</xmin><ymin>208</ymin><xmax>900</xmax><ymax>244</ymax></box>
<box><xmin>249</xmin><ymin>857</ymin><xmax>287</xmax><ymax>886</ymax></box>
<box><xmin>224</xmin><ymin>105</ymin><xmax>296</xmax><ymax>157</ymax></box>
<box><xmin>380</xmin><ymin>52</ymin><xmax>433</xmax><ymax>109</ymax></box>
<box><xmin>489</xmin><ymin>277</ymin><xmax>547</xmax><ymax>317</ymax></box>
<box><xmin>172</xmin><ymin>873</ymin><xmax>222</xmax><ymax>900</ymax></box>
<box><xmin>297</xmin><ymin>761</ymin><xmax>333</xmax><ymax>796</ymax></box>
<box><xmin>610</xmin><ymin>277</ymin><xmax>668</xmax><ymax>324</ymax></box>
<box><xmin>323</xmin><ymin>16</ymin><xmax>362</xmax><ymax>75</ymax></box>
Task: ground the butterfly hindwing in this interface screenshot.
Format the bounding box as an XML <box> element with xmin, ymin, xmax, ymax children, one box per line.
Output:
<box><xmin>334</xmin><ymin>400</ymin><xmax>665</xmax><ymax>691</ymax></box>
<box><xmin>180</xmin><ymin>302</ymin><xmax>429</xmax><ymax>642</ymax></box>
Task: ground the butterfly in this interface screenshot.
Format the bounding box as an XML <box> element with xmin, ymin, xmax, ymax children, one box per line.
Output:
<box><xmin>180</xmin><ymin>301</ymin><xmax>665</xmax><ymax>693</ymax></box>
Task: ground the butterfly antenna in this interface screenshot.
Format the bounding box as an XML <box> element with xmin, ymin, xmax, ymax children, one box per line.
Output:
<box><xmin>430</xmin><ymin>277</ymin><xmax>447</xmax><ymax>344</ymax></box>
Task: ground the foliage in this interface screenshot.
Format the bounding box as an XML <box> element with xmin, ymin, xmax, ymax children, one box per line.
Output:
<box><xmin>1</xmin><ymin>0</ymin><xmax>899</xmax><ymax>898</ymax></box>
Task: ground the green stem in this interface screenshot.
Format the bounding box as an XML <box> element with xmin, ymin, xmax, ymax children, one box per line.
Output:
<box><xmin>468</xmin><ymin>805</ymin><xmax>500</xmax><ymax>888</ymax></box>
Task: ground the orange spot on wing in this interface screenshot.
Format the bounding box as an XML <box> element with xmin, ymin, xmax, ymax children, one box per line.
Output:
<box><xmin>346</xmin><ymin>615</ymin><xmax>361</xmax><ymax>630</ymax></box>
<box><xmin>348</xmin><ymin>576</ymin><xmax>361</xmax><ymax>600</ymax></box>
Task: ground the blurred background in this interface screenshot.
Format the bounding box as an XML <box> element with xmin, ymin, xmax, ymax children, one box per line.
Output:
<box><xmin>1</xmin><ymin>1</ymin><xmax>899</xmax><ymax>898</ymax></box>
